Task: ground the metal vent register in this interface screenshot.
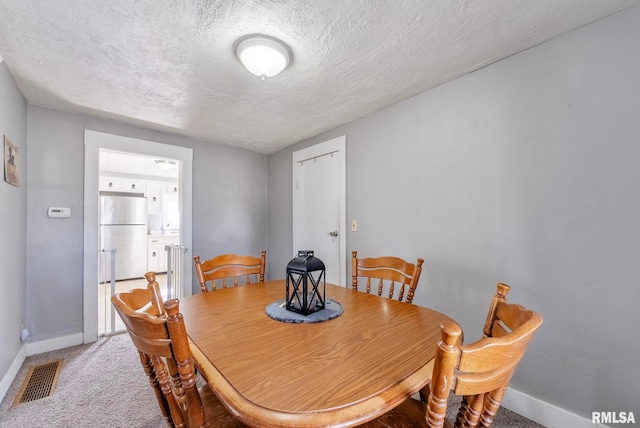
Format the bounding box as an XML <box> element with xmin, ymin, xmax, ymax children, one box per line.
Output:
<box><xmin>13</xmin><ymin>360</ymin><xmax>62</xmax><ymax>406</ymax></box>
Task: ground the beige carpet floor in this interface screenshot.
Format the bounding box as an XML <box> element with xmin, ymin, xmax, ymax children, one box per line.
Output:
<box><xmin>0</xmin><ymin>333</ymin><xmax>545</xmax><ymax>427</ymax></box>
<box><xmin>0</xmin><ymin>334</ymin><xmax>166</xmax><ymax>428</ymax></box>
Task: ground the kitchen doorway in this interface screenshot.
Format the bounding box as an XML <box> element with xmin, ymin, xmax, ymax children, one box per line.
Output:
<box><xmin>97</xmin><ymin>149</ymin><xmax>181</xmax><ymax>335</ymax></box>
<box><xmin>83</xmin><ymin>130</ymin><xmax>193</xmax><ymax>342</ymax></box>
<box><xmin>97</xmin><ymin>273</ymin><xmax>168</xmax><ymax>335</ymax></box>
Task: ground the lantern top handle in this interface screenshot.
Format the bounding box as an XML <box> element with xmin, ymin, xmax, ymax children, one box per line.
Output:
<box><xmin>297</xmin><ymin>250</ymin><xmax>314</xmax><ymax>261</ymax></box>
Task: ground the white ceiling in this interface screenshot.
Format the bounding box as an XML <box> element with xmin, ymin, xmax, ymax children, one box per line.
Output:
<box><xmin>0</xmin><ymin>1</ymin><xmax>638</xmax><ymax>154</ymax></box>
<box><xmin>99</xmin><ymin>150</ymin><xmax>179</xmax><ymax>179</ymax></box>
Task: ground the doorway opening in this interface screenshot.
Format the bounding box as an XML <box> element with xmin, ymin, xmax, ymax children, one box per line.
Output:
<box><xmin>97</xmin><ymin>149</ymin><xmax>181</xmax><ymax>336</ymax></box>
<box><xmin>83</xmin><ymin>130</ymin><xmax>193</xmax><ymax>343</ymax></box>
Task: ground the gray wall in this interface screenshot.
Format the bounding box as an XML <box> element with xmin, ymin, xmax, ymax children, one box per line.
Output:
<box><xmin>190</xmin><ymin>137</ymin><xmax>268</xmax><ymax>262</ymax></box>
<box><xmin>0</xmin><ymin>62</ymin><xmax>28</xmax><ymax>384</ymax></box>
<box><xmin>4</xmin><ymin>4</ymin><xmax>640</xmax><ymax>420</ymax></box>
<box><xmin>267</xmin><ymin>6</ymin><xmax>640</xmax><ymax>420</ymax></box>
<box><xmin>24</xmin><ymin>106</ymin><xmax>267</xmax><ymax>342</ymax></box>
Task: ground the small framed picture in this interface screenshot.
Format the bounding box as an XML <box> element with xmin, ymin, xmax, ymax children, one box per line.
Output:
<box><xmin>4</xmin><ymin>135</ymin><xmax>20</xmax><ymax>187</ymax></box>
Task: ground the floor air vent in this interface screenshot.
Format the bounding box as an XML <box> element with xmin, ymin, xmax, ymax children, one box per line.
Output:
<box><xmin>13</xmin><ymin>360</ymin><xmax>62</xmax><ymax>406</ymax></box>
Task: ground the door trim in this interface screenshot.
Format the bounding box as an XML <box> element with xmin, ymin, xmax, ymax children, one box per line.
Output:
<box><xmin>83</xmin><ymin>130</ymin><xmax>193</xmax><ymax>343</ymax></box>
<box><xmin>292</xmin><ymin>135</ymin><xmax>346</xmax><ymax>286</ymax></box>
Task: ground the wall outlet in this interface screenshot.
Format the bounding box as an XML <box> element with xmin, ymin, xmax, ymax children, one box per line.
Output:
<box><xmin>20</xmin><ymin>321</ymin><xmax>29</xmax><ymax>342</ymax></box>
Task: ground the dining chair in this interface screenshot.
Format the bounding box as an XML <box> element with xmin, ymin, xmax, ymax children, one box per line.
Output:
<box><xmin>360</xmin><ymin>283</ymin><xmax>543</xmax><ymax>428</ymax></box>
<box><xmin>112</xmin><ymin>272</ymin><xmax>248</xmax><ymax>427</ymax></box>
<box><xmin>193</xmin><ymin>251</ymin><xmax>266</xmax><ymax>292</ymax></box>
<box><xmin>351</xmin><ymin>250</ymin><xmax>424</xmax><ymax>303</ymax></box>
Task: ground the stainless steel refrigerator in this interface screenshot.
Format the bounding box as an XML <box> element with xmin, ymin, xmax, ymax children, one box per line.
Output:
<box><xmin>99</xmin><ymin>192</ymin><xmax>148</xmax><ymax>281</ymax></box>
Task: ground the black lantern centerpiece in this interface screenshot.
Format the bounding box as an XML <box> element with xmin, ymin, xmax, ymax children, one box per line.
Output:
<box><xmin>286</xmin><ymin>250</ymin><xmax>326</xmax><ymax>315</ymax></box>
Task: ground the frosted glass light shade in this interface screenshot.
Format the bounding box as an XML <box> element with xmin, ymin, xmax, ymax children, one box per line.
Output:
<box><xmin>236</xmin><ymin>36</ymin><xmax>290</xmax><ymax>79</ymax></box>
<box><xmin>155</xmin><ymin>159</ymin><xmax>176</xmax><ymax>170</ymax></box>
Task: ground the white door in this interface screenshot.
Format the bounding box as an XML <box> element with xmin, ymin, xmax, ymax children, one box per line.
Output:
<box><xmin>293</xmin><ymin>136</ymin><xmax>346</xmax><ymax>286</ymax></box>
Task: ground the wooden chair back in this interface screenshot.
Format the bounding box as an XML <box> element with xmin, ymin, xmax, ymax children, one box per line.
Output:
<box><xmin>112</xmin><ymin>274</ymin><xmax>206</xmax><ymax>428</ymax></box>
<box><xmin>115</xmin><ymin>271</ymin><xmax>166</xmax><ymax>317</ymax></box>
<box><xmin>359</xmin><ymin>283</ymin><xmax>542</xmax><ymax>428</ymax></box>
<box><xmin>351</xmin><ymin>250</ymin><xmax>424</xmax><ymax>303</ymax></box>
<box><xmin>193</xmin><ymin>251</ymin><xmax>266</xmax><ymax>292</ymax></box>
<box><xmin>426</xmin><ymin>283</ymin><xmax>543</xmax><ymax>428</ymax></box>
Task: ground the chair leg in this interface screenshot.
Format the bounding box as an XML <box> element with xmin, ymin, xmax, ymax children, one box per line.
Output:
<box><xmin>478</xmin><ymin>386</ymin><xmax>507</xmax><ymax>428</ymax></box>
<box><xmin>455</xmin><ymin>394</ymin><xmax>483</xmax><ymax>428</ymax></box>
<box><xmin>139</xmin><ymin>352</ymin><xmax>173</xmax><ymax>427</ymax></box>
<box><xmin>426</xmin><ymin>393</ymin><xmax>448</xmax><ymax>428</ymax></box>
<box><xmin>152</xmin><ymin>356</ymin><xmax>187</xmax><ymax>428</ymax></box>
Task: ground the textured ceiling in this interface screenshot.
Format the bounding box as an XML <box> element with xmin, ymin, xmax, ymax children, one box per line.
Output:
<box><xmin>0</xmin><ymin>1</ymin><xmax>638</xmax><ymax>154</ymax></box>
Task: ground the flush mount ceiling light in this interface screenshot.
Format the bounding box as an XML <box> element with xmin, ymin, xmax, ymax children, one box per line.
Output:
<box><xmin>236</xmin><ymin>35</ymin><xmax>291</xmax><ymax>80</ymax></box>
<box><xmin>155</xmin><ymin>159</ymin><xmax>176</xmax><ymax>170</ymax></box>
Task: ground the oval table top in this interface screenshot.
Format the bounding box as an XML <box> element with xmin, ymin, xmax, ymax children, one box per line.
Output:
<box><xmin>180</xmin><ymin>279</ymin><xmax>455</xmax><ymax>428</ymax></box>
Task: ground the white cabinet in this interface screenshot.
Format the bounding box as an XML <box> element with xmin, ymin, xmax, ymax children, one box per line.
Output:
<box><xmin>146</xmin><ymin>182</ymin><xmax>164</xmax><ymax>212</ymax></box>
<box><xmin>167</xmin><ymin>183</ymin><xmax>179</xmax><ymax>194</ymax></box>
<box><xmin>99</xmin><ymin>176</ymin><xmax>146</xmax><ymax>193</ymax></box>
<box><xmin>122</xmin><ymin>178</ymin><xmax>145</xmax><ymax>193</ymax></box>
<box><xmin>99</xmin><ymin>176</ymin><xmax>122</xmax><ymax>191</ymax></box>
<box><xmin>147</xmin><ymin>234</ymin><xmax>180</xmax><ymax>273</ymax></box>
<box><xmin>143</xmin><ymin>180</ymin><xmax>178</xmax><ymax>213</ymax></box>
<box><xmin>147</xmin><ymin>237</ymin><xmax>166</xmax><ymax>273</ymax></box>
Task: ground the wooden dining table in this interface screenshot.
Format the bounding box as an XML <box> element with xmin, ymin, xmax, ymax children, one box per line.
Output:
<box><xmin>179</xmin><ymin>279</ymin><xmax>455</xmax><ymax>428</ymax></box>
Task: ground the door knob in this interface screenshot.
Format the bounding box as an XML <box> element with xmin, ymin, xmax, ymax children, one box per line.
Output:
<box><xmin>329</xmin><ymin>231</ymin><xmax>338</xmax><ymax>237</ymax></box>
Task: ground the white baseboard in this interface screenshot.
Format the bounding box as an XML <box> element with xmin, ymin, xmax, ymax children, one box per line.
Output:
<box><xmin>504</xmin><ymin>387</ymin><xmax>607</xmax><ymax>428</ymax></box>
<box><xmin>0</xmin><ymin>344</ymin><xmax>27</xmax><ymax>404</ymax></box>
<box><xmin>25</xmin><ymin>333</ymin><xmax>84</xmax><ymax>357</ymax></box>
<box><xmin>0</xmin><ymin>333</ymin><xmax>85</xmax><ymax>404</ymax></box>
